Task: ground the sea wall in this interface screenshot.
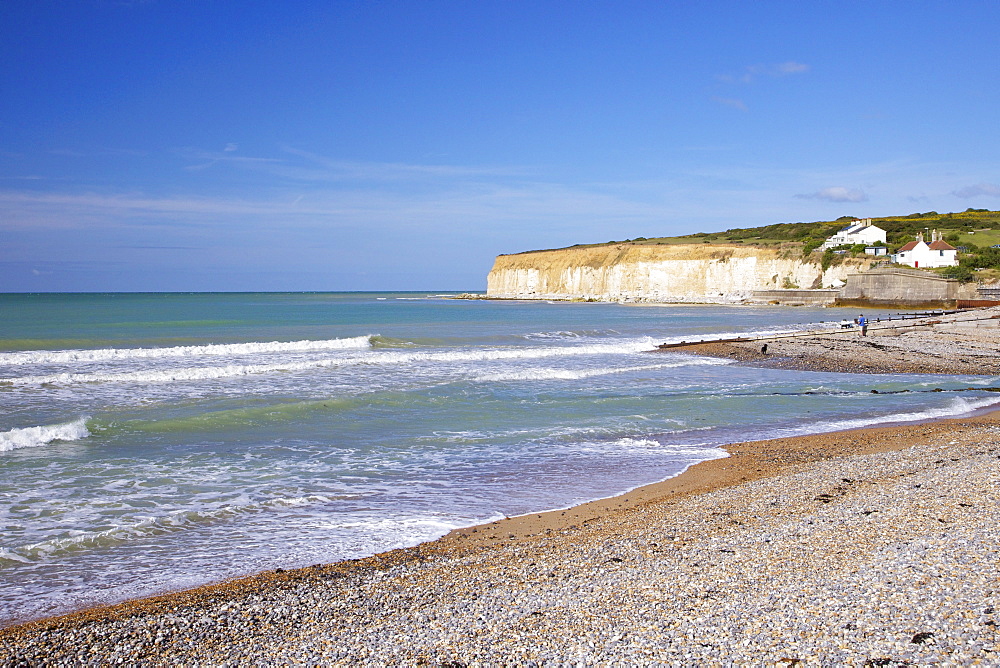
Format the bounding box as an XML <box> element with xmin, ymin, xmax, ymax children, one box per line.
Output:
<box><xmin>486</xmin><ymin>244</ymin><xmax>872</xmax><ymax>304</ymax></box>
<box><xmin>750</xmin><ymin>289</ymin><xmax>841</xmax><ymax>306</ymax></box>
<box><xmin>837</xmin><ymin>266</ymin><xmax>978</xmax><ymax>307</ymax></box>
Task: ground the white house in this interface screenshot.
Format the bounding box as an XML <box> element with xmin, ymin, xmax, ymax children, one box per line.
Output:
<box><xmin>822</xmin><ymin>218</ymin><xmax>887</xmax><ymax>249</ymax></box>
<box><xmin>891</xmin><ymin>231</ymin><xmax>958</xmax><ymax>268</ymax></box>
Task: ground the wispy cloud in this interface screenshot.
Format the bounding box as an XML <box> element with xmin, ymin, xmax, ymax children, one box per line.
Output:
<box><xmin>795</xmin><ymin>186</ymin><xmax>869</xmax><ymax>203</ymax></box>
<box><xmin>48</xmin><ymin>146</ymin><xmax>148</xmax><ymax>158</ymax></box>
<box><xmin>114</xmin><ymin>245</ymin><xmax>203</xmax><ymax>250</ymax></box>
<box><xmin>48</xmin><ymin>148</ymin><xmax>88</xmax><ymax>158</ymax></box>
<box><xmin>774</xmin><ymin>61</ymin><xmax>809</xmax><ymax>75</ymax></box>
<box><xmin>172</xmin><ymin>144</ymin><xmax>529</xmax><ymax>185</ymax></box>
<box><xmin>180</xmin><ymin>147</ymin><xmax>283</xmax><ymax>172</ymax></box>
<box><xmin>679</xmin><ymin>145</ymin><xmax>737</xmax><ymax>152</ymax></box>
<box><xmin>0</xmin><ymin>191</ymin><xmax>289</xmax><ymax>220</ymax></box>
<box><xmin>275</xmin><ymin>145</ymin><xmax>529</xmax><ymax>183</ymax></box>
<box><xmin>712</xmin><ymin>97</ymin><xmax>748</xmax><ymax>111</ymax></box>
<box><xmin>0</xmin><ymin>178</ymin><xmax>668</xmax><ymax>236</ymax></box>
<box><xmin>952</xmin><ymin>182</ymin><xmax>1000</xmax><ymax>198</ymax></box>
<box><xmin>3</xmin><ymin>155</ymin><xmax>994</xmax><ymax>253</ymax></box>
<box><xmin>718</xmin><ymin>61</ymin><xmax>810</xmax><ymax>85</ymax></box>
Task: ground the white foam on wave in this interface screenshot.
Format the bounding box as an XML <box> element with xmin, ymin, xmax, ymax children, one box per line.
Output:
<box><xmin>0</xmin><ymin>493</ymin><xmax>338</xmax><ymax>563</ymax></box>
<box><xmin>524</xmin><ymin>330</ymin><xmax>584</xmax><ymax>340</ymax></box>
<box><xmin>576</xmin><ymin>436</ymin><xmax>724</xmax><ymax>456</ymax></box>
<box><xmin>0</xmin><ymin>336</ymin><xmax>374</xmax><ymax>366</ymax></box>
<box><xmin>655</xmin><ymin>326</ymin><xmax>807</xmax><ymax>346</ymax></box>
<box><xmin>0</xmin><ymin>418</ymin><xmax>90</xmax><ymax>453</ymax></box>
<box><xmin>5</xmin><ymin>338</ymin><xmax>661</xmax><ymax>387</ymax></box>
<box><xmin>5</xmin><ymin>360</ymin><xmax>349</xmax><ymax>386</ymax></box>
<box><xmin>522</xmin><ymin>329</ymin><xmax>618</xmax><ymax>341</ymax></box>
<box><xmin>475</xmin><ymin>358</ymin><xmax>726</xmax><ymax>383</ymax></box>
<box><xmin>772</xmin><ymin>396</ymin><xmax>1000</xmax><ymax>439</ymax></box>
<box><xmin>612</xmin><ymin>437</ymin><xmax>662</xmax><ymax>448</ymax></box>
<box><xmin>299</xmin><ymin>515</ymin><xmax>472</xmax><ymax>559</ymax></box>
<box><xmin>402</xmin><ymin>338</ymin><xmax>657</xmax><ymax>362</ymax></box>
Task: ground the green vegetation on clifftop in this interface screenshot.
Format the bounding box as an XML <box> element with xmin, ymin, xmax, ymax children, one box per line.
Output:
<box><xmin>505</xmin><ymin>209</ymin><xmax>1000</xmax><ymax>261</ymax></box>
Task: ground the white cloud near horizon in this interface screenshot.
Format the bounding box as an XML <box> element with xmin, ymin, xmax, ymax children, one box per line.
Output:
<box><xmin>795</xmin><ymin>186</ymin><xmax>869</xmax><ymax>203</ymax></box>
<box><xmin>3</xmin><ymin>155</ymin><xmax>995</xmax><ymax>245</ymax></box>
<box><xmin>952</xmin><ymin>182</ymin><xmax>1000</xmax><ymax>198</ymax></box>
<box><xmin>0</xmin><ymin>180</ymin><xmax>670</xmax><ymax>235</ymax></box>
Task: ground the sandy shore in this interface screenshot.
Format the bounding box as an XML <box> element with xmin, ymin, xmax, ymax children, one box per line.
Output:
<box><xmin>2</xmin><ymin>310</ymin><xmax>1000</xmax><ymax>664</ymax></box>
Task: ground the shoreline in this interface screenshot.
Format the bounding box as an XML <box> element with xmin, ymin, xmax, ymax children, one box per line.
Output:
<box><xmin>4</xmin><ymin>311</ymin><xmax>1000</xmax><ymax>661</ymax></box>
<box><xmin>3</xmin><ymin>408</ymin><xmax>1000</xmax><ymax>662</ymax></box>
<box><xmin>665</xmin><ymin>305</ymin><xmax>1000</xmax><ymax>375</ymax></box>
<box><xmin>1</xmin><ymin>403</ymin><xmax>985</xmax><ymax>631</ymax></box>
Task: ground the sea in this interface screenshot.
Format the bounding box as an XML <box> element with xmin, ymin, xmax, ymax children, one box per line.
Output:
<box><xmin>2</xmin><ymin>292</ymin><xmax>998</xmax><ymax>627</ymax></box>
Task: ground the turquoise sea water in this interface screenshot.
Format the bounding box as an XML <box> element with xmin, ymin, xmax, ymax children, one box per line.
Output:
<box><xmin>1</xmin><ymin>292</ymin><xmax>998</xmax><ymax>626</ymax></box>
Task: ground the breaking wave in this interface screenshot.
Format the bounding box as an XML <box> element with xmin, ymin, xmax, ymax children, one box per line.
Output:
<box><xmin>4</xmin><ymin>338</ymin><xmax>661</xmax><ymax>387</ymax></box>
<box><xmin>0</xmin><ymin>493</ymin><xmax>340</xmax><ymax>564</ymax></box>
<box><xmin>772</xmin><ymin>396</ymin><xmax>1000</xmax><ymax>439</ymax></box>
<box><xmin>0</xmin><ymin>336</ymin><xmax>374</xmax><ymax>366</ymax></box>
<box><xmin>475</xmin><ymin>359</ymin><xmax>726</xmax><ymax>383</ymax></box>
<box><xmin>654</xmin><ymin>327</ymin><xmax>802</xmax><ymax>346</ymax></box>
<box><xmin>0</xmin><ymin>418</ymin><xmax>90</xmax><ymax>453</ymax></box>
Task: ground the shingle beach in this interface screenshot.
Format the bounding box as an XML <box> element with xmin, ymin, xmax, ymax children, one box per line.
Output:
<box><xmin>3</xmin><ymin>308</ymin><xmax>1000</xmax><ymax>666</ymax></box>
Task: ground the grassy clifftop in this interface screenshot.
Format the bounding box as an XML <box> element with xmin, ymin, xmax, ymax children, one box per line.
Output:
<box><xmin>504</xmin><ymin>208</ymin><xmax>1000</xmax><ymax>256</ymax></box>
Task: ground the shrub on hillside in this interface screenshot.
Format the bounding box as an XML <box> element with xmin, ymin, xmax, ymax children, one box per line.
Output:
<box><xmin>821</xmin><ymin>248</ymin><xmax>838</xmax><ymax>271</ymax></box>
<box><xmin>962</xmin><ymin>246</ymin><xmax>1000</xmax><ymax>270</ymax></box>
<box><xmin>802</xmin><ymin>238</ymin><xmax>824</xmax><ymax>256</ymax></box>
<box><xmin>941</xmin><ymin>265</ymin><xmax>976</xmax><ymax>282</ymax></box>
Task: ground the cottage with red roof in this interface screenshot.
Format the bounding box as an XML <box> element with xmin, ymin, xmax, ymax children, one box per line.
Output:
<box><xmin>891</xmin><ymin>231</ymin><xmax>958</xmax><ymax>268</ymax></box>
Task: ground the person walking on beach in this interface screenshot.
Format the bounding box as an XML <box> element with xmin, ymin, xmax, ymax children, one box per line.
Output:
<box><xmin>858</xmin><ymin>314</ymin><xmax>868</xmax><ymax>337</ymax></box>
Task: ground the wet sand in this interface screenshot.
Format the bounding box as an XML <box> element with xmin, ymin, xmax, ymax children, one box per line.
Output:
<box><xmin>3</xmin><ymin>309</ymin><xmax>1000</xmax><ymax>664</ymax></box>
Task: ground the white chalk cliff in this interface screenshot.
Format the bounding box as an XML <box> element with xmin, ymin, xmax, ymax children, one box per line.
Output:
<box><xmin>486</xmin><ymin>244</ymin><xmax>874</xmax><ymax>303</ymax></box>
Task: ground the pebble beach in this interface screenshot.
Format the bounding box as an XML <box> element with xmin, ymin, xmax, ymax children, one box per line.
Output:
<box><xmin>3</xmin><ymin>308</ymin><xmax>1000</xmax><ymax>665</ymax></box>
<box><xmin>679</xmin><ymin>305</ymin><xmax>1000</xmax><ymax>376</ymax></box>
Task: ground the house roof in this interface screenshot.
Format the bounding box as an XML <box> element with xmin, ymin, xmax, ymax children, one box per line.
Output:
<box><xmin>840</xmin><ymin>223</ymin><xmax>868</xmax><ymax>235</ymax></box>
<box><xmin>928</xmin><ymin>240</ymin><xmax>956</xmax><ymax>251</ymax></box>
<box><xmin>897</xmin><ymin>241</ymin><xmax>920</xmax><ymax>251</ymax></box>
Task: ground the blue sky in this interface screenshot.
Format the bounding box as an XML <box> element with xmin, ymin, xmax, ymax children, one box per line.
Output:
<box><xmin>3</xmin><ymin>1</ymin><xmax>1000</xmax><ymax>292</ymax></box>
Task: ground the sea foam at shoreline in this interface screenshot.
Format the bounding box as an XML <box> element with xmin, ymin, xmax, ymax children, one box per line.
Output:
<box><xmin>2</xmin><ymin>292</ymin><xmax>998</xmax><ymax>626</ymax></box>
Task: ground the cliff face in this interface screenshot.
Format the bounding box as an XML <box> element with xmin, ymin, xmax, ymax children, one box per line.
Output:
<box><xmin>486</xmin><ymin>244</ymin><xmax>874</xmax><ymax>303</ymax></box>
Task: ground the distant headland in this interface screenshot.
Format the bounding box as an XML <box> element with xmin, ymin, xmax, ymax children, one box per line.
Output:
<box><xmin>485</xmin><ymin>209</ymin><xmax>1000</xmax><ymax>307</ymax></box>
